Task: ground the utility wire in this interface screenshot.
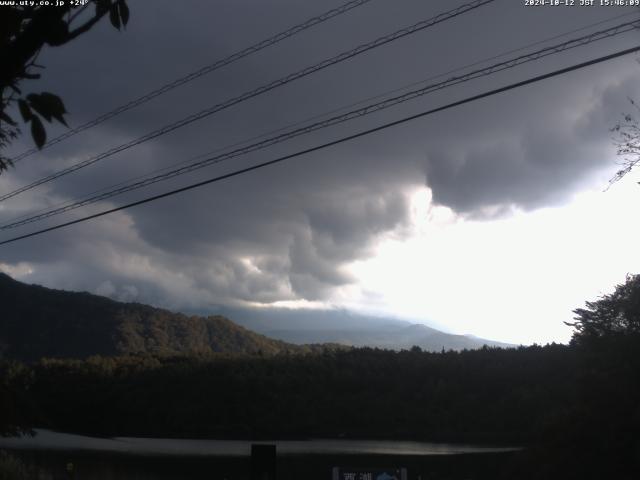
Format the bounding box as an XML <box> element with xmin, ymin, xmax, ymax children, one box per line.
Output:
<box><xmin>2</xmin><ymin>19</ymin><xmax>638</xmax><ymax>231</ymax></box>
<box><xmin>1</xmin><ymin>44</ymin><xmax>638</xmax><ymax>247</ymax></box>
<box><xmin>10</xmin><ymin>9</ymin><xmax>632</xmax><ymax>227</ymax></box>
<box><xmin>10</xmin><ymin>0</ymin><xmax>376</xmax><ymax>163</ymax></box>
<box><xmin>12</xmin><ymin>10</ymin><xmax>637</xmax><ymax>230</ymax></box>
<box><xmin>0</xmin><ymin>0</ymin><xmax>495</xmax><ymax>203</ymax></box>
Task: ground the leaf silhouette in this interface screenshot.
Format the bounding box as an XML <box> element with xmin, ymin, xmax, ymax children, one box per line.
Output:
<box><xmin>18</xmin><ymin>99</ymin><xmax>32</xmax><ymax>122</ymax></box>
<box><xmin>119</xmin><ymin>0</ymin><xmax>130</xmax><ymax>27</ymax></box>
<box><xmin>109</xmin><ymin>3</ymin><xmax>121</xmax><ymax>30</ymax></box>
<box><xmin>27</xmin><ymin>94</ymin><xmax>53</xmax><ymax>122</ymax></box>
<box><xmin>28</xmin><ymin>92</ymin><xmax>68</xmax><ymax>126</ymax></box>
<box><xmin>0</xmin><ymin>111</ymin><xmax>17</xmax><ymax>126</ymax></box>
<box><xmin>30</xmin><ymin>116</ymin><xmax>46</xmax><ymax>149</ymax></box>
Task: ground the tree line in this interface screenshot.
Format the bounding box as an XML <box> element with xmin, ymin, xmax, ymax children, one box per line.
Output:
<box><xmin>1</xmin><ymin>275</ymin><xmax>639</xmax><ymax>479</ymax></box>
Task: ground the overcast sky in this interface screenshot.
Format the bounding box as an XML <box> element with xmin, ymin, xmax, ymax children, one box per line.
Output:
<box><xmin>1</xmin><ymin>0</ymin><xmax>639</xmax><ymax>344</ymax></box>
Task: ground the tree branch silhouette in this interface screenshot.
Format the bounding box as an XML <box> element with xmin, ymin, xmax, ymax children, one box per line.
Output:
<box><xmin>0</xmin><ymin>0</ymin><xmax>129</xmax><ymax>173</ymax></box>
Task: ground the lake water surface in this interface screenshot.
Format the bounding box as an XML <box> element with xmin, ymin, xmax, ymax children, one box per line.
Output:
<box><xmin>0</xmin><ymin>430</ymin><xmax>520</xmax><ymax>480</ymax></box>
<box><xmin>0</xmin><ymin>429</ymin><xmax>518</xmax><ymax>456</ymax></box>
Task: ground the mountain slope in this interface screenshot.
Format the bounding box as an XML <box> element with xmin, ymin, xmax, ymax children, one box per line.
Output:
<box><xmin>216</xmin><ymin>306</ymin><xmax>515</xmax><ymax>351</ymax></box>
<box><xmin>0</xmin><ymin>273</ymin><xmax>300</xmax><ymax>361</ymax></box>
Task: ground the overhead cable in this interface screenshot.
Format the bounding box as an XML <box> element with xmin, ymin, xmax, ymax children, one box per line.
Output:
<box><xmin>1</xmin><ymin>44</ymin><xmax>637</xmax><ymax>246</ymax></box>
<box><xmin>9</xmin><ymin>0</ymin><xmax>377</xmax><ymax>163</ymax></box>
<box><xmin>2</xmin><ymin>18</ymin><xmax>637</xmax><ymax>230</ymax></box>
<box><xmin>0</xmin><ymin>0</ymin><xmax>495</xmax><ymax>203</ymax></box>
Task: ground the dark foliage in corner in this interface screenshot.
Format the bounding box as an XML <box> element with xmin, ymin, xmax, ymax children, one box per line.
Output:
<box><xmin>567</xmin><ymin>273</ymin><xmax>640</xmax><ymax>342</ymax></box>
<box><xmin>609</xmin><ymin>98</ymin><xmax>640</xmax><ymax>187</ymax></box>
<box><xmin>0</xmin><ymin>0</ymin><xmax>129</xmax><ymax>172</ymax></box>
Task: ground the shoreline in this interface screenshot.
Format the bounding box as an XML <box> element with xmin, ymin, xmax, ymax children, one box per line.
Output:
<box><xmin>0</xmin><ymin>429</ymin><xmax>521</xmax><ymax>458</ymax></box>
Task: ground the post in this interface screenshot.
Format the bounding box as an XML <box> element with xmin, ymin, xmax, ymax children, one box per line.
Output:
<box><xmin>251</xmin><ymin>444</ymin><xmax>276</xmax><ymax>480</ymax></box>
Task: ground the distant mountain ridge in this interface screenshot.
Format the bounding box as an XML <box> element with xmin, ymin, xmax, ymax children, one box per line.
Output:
<box><xmin>0</xmin><ymin>273</ymin><xmax>513</xmax><ymax>361</ymax></box>
<box><xmin>266</xmin><ymin>325</ymin><xmax>513</xmax><ymax>351</ymax></box>
<box><xmin>215</xmin><ymin>306</ymin><xmax>515</xmax><ymax>351</ymax></box>
<box><xmin>0</xmin><ymin>273</ymin><xmax>303</xmax><ymax>361</ymax></box>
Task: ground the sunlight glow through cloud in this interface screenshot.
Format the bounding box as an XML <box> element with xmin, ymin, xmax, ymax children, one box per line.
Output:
<box><xmin>343</xmin><ymin>170</ymin><xmax>640</xmax><ymax>345</ymax></box>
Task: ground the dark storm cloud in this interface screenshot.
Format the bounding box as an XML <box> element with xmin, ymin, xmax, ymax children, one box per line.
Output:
<box><xmin>423</xmin><ymin>70</ymin><xmax>640</xmax><ymax>216</ymax></box>
<box><xmin>120</xmin><ymin>147</ymin><xmax>415</xmax><ymax>300</ymax></box>
<box><xmin>1</xmin><ymin>0</ymin><xmax>638</xmax><ymax>309</ymax></box>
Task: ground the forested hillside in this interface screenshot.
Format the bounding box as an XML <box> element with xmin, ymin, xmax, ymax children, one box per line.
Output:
<box><xmin>0</xmin><ymin>273</ymin><xmax>303</xmax><ymax>361</ymax></box>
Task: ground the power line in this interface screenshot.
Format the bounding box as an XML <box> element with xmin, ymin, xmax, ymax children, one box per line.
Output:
<box><xmin>42</xmin><ymin>0</ymin><xmax>634</xmax><ymax>226</ymax></box>
<box><xmin>1</xmin><ymin>44</ymin><xmax>637</xmax><ymax>247</ymax></box>
<box><xmin>3</xmin><ymin>18</ymin><xmax>637</xmax><ymax>231</ymax></box>
<box><xmin>4</xmin><ymin>18</ymin><xmax>637</xmax><ymax>229</ymax></box>
<box><xmin>9</xmin><ymin>0</ymin><xmax>376</xmax><ymax>163</ymax></box>
<box><xmin>0</xmin><ymin>0</ymin><xmax>495</xmax><ymax>203</ymax></box>
<box><xmin>10</xmin><ymin>9</ymin><xmax>631</xmax><ymax>229</ymax></box>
